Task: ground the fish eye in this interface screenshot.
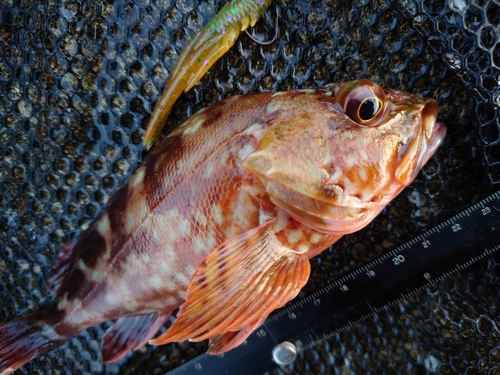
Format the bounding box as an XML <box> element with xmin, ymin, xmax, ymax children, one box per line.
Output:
<box><xmin>337</xmin><ymin>80</ymin><xmax>387</xmax><ymax>126</ymax></box>
<box><xmin>359</xmin><ymin>97</ymin><xmax>382</xmax><ymax>120</ymax></box>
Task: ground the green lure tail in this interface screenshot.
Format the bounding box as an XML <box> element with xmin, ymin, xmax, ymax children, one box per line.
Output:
<box><xmin>143</xmin><ymin>0</ymin><xmax>273</xmax><ymax>149</ymax></box>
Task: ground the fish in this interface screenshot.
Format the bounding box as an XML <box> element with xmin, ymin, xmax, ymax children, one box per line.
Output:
<box><xmin>0</xmin><ymin>79</ymin><xmax>446</xmax><ymax>374</ymax></box>
<box><xmin>143</xmin><ymin>0</ymin><xmax>273</xmax><ymax>149</ymax></box>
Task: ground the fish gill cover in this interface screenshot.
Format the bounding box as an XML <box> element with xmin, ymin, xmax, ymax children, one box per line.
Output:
<box><xmin>0</xmin><ymin>0</ymin><xmax>499</xmax><ymax>373</ymax></box>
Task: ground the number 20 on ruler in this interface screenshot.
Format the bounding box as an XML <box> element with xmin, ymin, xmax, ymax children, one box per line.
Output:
<box><xmin>393</xmin><ymin>255</ymin><xmax>405</xmax><ymax>265</ymax></box>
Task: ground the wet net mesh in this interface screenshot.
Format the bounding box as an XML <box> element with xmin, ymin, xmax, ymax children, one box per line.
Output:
<box><xmin>0</xmin><ymin>0</ymin><xmax>499</xmax><ymax>373</ymax></box>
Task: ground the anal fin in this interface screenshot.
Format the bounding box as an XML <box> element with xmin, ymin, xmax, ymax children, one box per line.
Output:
<box><xmin>149</xmin><ymin>220</ymin><xmax>311</xmax><ymax>353</ymax></box>
<box><xmin>101</xmin><ymin>311</ymin><xmax>171</xmax><ymax>363</ymax></box>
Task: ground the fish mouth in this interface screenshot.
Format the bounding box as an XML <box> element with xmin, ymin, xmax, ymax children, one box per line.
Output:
<box><xmin>395</xmin><ymin>98</ymin><xmax>447</xmax><ymax>185</ymax></box>
<box><xmin>417</xmin><ymin>98</ymin><xmax>447</xmax><ymax>170</ymax></box>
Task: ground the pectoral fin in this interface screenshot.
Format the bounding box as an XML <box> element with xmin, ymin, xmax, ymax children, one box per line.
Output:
<box><xmin>149</xmin><ymin>221</ymin><xmax>310</xmax><ymax>351</ymax></box>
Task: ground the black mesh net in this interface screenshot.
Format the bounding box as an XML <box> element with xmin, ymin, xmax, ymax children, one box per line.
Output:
<box><xmin>0</xmin><ymin>0</ymin><xmax>499</xmax><ymax>373</ymax></box>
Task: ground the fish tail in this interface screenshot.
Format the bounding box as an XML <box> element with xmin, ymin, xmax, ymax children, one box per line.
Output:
<box><xmin>0</xmin><ymin>310</ymin><xmax>69</xmax><ymax>374</ymax></box>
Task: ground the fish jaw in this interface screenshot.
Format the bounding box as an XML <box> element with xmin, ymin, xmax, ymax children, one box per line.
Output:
<box><xmin>417</xmin><ymin>98</ymin><xmax>447</xmax><ymax>173</ymax></box>
<box><xmin>394</xmin><ymin>98</ymin><xmax>447</xmax><ymax>186</ymax></box>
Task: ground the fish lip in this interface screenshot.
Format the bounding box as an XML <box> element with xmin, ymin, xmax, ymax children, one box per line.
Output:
<box><xmin>417</xmin><ymin>120</ymin><xmax>446</xmax><ymax>170</ymax></box>
<box><xmin>395</xmin><ymin>98</ymin><xmax>447</xmax><ymax>185</ymax></box>
<box><xmin>429</xmin><ymin>121</ymin><xmax>447</xmax><ymax>148</ymax></box>
<box><xmin>416</xmin><ymin>98</ymin><xmax>447</xmax><ymax>169</ymax></box>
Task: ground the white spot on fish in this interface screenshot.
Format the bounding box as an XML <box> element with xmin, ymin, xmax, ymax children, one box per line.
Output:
<box><xmin>184</xmin><ymin>265</ymin><xmax>196</xmax><ymax>277</ymax></box>
<box><xmin>273</xmin><ymin>209</ymin><xmax>290</xmax><ymax>232</ymax></box>
<box><xmin>210</xmin><ymin>204</ymin><xmax>224</xmax><ymax>225</ymax></box>
<box><xmin>166</xmin><ymin>296</ymin><xmax>178</xmax><ymax>306</ymax></box>
<box><xmin>195</xmin><ymin>107</ymin><xmax>206</xmax><ymax>115</ymax></box>
<box><xmin>346</xmin><ymin>154</ymin><xmax>358</xmax><ymax>168</ymax></box>
<box><xmin>125</xmin><ymin>200</ymin><xmax>149</xmax><ymax>234</ymax></box>
<box><xmin>266</xmin><ymin>101</ymin><xmax>282</xmax><ymax>114</ymax></box>
<box><xmin>158</xmin><ymin>209</ymin><xmax>183</xmax><ymax>242</ymax></box>
<box><xmin>159</xmin><ymin>259</ymin><xmax>172</xmax><ymax>275</ymax></box>
<box><xmin>96</xmin><ymin>213</ymin><xmax>111</xmax><ymax>235</ymax></box>
<box><xmin>204</xmin><ymin>232</ymin><xmax>217</xmax><ymax>253</ymax></box>
<box><xmin>126</xmin><ymin>212</ymin><xmax>135</xmax><ymax>232</ymax></box>
<box><xmin>286</xmin><ymin>229</ymin><xmax>303</xmax><ymax>245</ymax></box>
<box><xmin>141</xmin><ymin>253</ymin><xmax>151</xmax><ymax>263</ymax></box>
<box><xmin>149</xmin><ymin>275</ymin><xmax>163</xmax><ymax>290</ymax></box>
<box><xmin>57</xmin><ymin>294</ymin><xmax>69</xmax><ymax>309</ymax></box>
<box><xmin>165</xmin><ymin>208</ymin><xmax>179</xmax><ymax>219</ymax></box>
<box><xmin>76</xmin><ymin>259</ymin><xmax>87</xmax><ymax>271</ymax></box>
<box><xmin>310</xmin><ymin>232</ymin><xmax>323</xmax><ymax>244</ymax></box>
<box><xmin>105</xmin><ymin>290</ymin><xmax>123</xmax><ymax>307</ymax></box>
<box><xmin>153</xmin><ymin>212</ymin><xmax>166</xmax><ymax>229</ymax></box>
<box><xmin>62</xmin><ymin>298</ymin><xmax>88</xmax><ymax>326</ymax></box>
<box><xmin>360</xmin><ymin>150</ymin><xmax>369</xmax><ymax>162</ymax></box>
<box><xmin>178</xmin><ymin>217</ymin><xmax>191</xmax><ymax>237</ymax></box>
<box><xmin>90</xmin><ymin>270</ymin><xmax>102</xmax><ymax>282</ymax></box>
<box><xmin>297</xmin><ymin>244</ymin><xmax>308</xmax><ymax>253</ymax></box>
<box><xmin>129</xmin><ymin>167</ymin><xmax>145</xmax><ymax>188</ymax></box>
<box><xmin>40</xmin><ymin>326</ymin><xmax>62</xmax><ymax>341</ymax></box>
<box><xmin>342</xmin><ymin>177</ymin><xmax>356</xmax><ymax>195</ymax></box>
<box><xmin>204</xmin><ymin>161</ymin><xmax>215</xmax><ymax>177</ymax></box>
<box><xmin>183</xmin><ymin>118</ymin><xmax>204</xmax><ymax>135</ymax></box>
<box><xmin>195</xmin><ymin>211</ymin><xmax>207</xmax><ymax>227</ymax></box>
<box><xmin>358</xmin><ymin>167</ymin><xmax>368</xmax><ymax>181</ymax></box>
<box><xmin>126</xmin><ymin>253</ymin><xmax>140</xmax><ymax>269</ymax></box>
<box><xmin>175</xmin><ymin>272</ymin><xmax>190</xmax><ymax>289</ymax></box>
<box><xmin>151</xmin><ymin>228</ymin><xmax>162</xmax><ymax>242</ymax></box>
<box><xmin>193</xmin><ymin>236</ymin><xmax>207</xmax><ymax>254</ymax></box>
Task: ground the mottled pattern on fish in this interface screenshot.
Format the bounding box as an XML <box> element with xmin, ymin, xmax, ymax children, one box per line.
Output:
<box><xmin>0</xmin><ymin>80</ymin><xmax>445</xmax><ymax>374</ymax></box>
<box><xmin>40</xmin><ymin>91</ymin><xmax>339</xmax><ymax>333</ymax></box>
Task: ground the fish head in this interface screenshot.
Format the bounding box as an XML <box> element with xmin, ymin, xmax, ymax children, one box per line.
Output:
<box><xmin>242</xmin><ymin>79</ymin><xmax>447</xmax><ymax>235</ymax></box>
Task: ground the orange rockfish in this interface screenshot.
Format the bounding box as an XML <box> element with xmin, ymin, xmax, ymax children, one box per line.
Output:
<box><xmin>0</xmin><ymin>79</ymin><xmax>445</xmax><ymax>373</ymax></box>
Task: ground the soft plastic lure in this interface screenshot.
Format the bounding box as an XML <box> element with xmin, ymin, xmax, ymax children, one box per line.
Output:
<box><xmin>143</xmin><ymin>0</ymin><xmax>273</xmax><ymax>149</ymax></box>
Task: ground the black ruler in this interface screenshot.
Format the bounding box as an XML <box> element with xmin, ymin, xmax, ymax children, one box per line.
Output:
<box><xmin>165</xmin><ymin>190</ymin><xmax>500</xmax><ymax>375</ymax></box>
